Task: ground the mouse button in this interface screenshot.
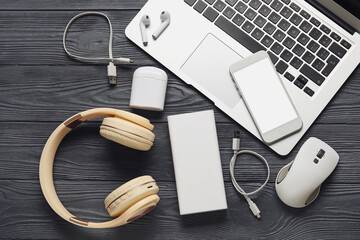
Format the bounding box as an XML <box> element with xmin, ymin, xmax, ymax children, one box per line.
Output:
<box><xmin>276</xmin><ymin>162</ymin><xmax>292</xmax><ymax>184</ymax></box>
<box><xmin>316</xmin><ymin>149</ymin><xmax>325</xmax><ymax>159</ymax></box>
<box><xmin>305</xmin><ymin>185</ymin><xmax>321</xmax><ymax>206</ymax></box>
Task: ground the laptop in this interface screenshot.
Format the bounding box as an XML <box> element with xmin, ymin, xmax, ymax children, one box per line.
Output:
<box><xmin>125</xmin><ymin>0</ymin><xmax>360</xmax><ymax>155</ymax></box>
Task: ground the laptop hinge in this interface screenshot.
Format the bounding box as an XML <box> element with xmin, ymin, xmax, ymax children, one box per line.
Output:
<box><xmin>305</xmin><ymin>0</ymin><xmax>356</xmax><ymax>35</ymax></box>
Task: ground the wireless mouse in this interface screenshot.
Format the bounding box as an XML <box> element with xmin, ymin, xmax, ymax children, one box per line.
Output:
<box><xmin>275</xmin><ymin>137</ymin><xmax>339</xmax><ymax>208</ymax></box>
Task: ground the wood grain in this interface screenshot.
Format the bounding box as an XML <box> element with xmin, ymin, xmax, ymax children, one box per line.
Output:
<box><xmin>0</xmin><ymin>180</ymin><xmax>359</xmax><ymax>239</ymax></box>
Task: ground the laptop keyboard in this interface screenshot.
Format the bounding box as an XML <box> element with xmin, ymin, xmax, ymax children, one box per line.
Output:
<box><xmin>184</xmin><ymin>0</ymin><xmax>352</xmax><ymax>97</ymax></box>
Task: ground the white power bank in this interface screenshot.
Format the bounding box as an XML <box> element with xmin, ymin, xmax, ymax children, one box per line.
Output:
<box><xmin>167</xmin><ymin>110</ymin><xmax>227</xmax><ymax>215</ymax></box>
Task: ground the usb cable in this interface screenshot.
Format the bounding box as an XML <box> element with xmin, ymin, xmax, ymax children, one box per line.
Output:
<box><xmin>230</xmin><ymin>130</ymin><xmax>270</xmax><ymax>219</ymax></box>
<box><xmin>63</xmin><ymin>12</ymin><xmax>133</xmax><ymax>85</ymax></box>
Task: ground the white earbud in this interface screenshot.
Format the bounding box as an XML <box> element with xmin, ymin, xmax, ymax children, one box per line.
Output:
<box><xmin>152</xmin><ymin>11</ymin><xmax>171</xmax><ymax>40</ymax></box>
<box><xmin>140</xmin><ymin>15</ymin><xmax>151</xmax><ymax>46</ymax></box>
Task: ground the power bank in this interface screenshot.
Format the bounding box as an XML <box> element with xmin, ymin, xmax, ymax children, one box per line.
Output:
<box><xmin>167</xmin><ymin>110</ymin><xmax>227</xmax><ymax>215</ymax></box>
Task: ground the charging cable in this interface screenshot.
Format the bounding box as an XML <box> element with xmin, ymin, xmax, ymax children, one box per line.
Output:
<box><xmin>230</xmin><ymin>130</ymin><xmax>270</xmax><ymax>219</ymax></box>
<box><xmin>63</xmin><ymin>12</ymin><xmax>133</xmax><ymax>85</ymax></box>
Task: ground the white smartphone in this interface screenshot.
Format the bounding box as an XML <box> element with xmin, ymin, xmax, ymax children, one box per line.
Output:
<box><xmin>229</xmin><ymin>51</ymin><xmax>303</xmax><ymax>144</ymax></box>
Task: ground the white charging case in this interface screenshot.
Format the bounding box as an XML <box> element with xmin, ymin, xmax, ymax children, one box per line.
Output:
<box><xmin>130</xmin><ymin>67</ymin><xmax>168</xmax><ymax>111</ymax></box>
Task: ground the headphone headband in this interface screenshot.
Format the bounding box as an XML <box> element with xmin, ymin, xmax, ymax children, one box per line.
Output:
<box><xmin>39</xmin><ymin>108</ymin><xmax>155</xmax><ymax>228</ymax></box>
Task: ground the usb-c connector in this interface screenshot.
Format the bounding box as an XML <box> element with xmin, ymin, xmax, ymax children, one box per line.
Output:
<box><xmin>107</xmin><ymin>62</ymin><xmax>117</xmax><ymax>85</ymax></box>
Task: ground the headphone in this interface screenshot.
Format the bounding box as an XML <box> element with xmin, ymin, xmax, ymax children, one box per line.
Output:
<box><xmin>39</xmin><ymin>108</ymin><xmax>160</xmax><ymax>228</ymax></box>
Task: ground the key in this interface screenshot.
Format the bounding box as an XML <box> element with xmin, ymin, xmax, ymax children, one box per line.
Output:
<box><xmin>310</xmin><ymin>17</ymin><xmax>320</xmax><ymax>27</ymax></box>
<box><xmin>270</xmin><ymin>0</ymin><xmax>283</xmax><ymax>11</ymax></box>
<box><xmin>215</xmin><ymin>16</ymin><xmax>266</xmax><ymax>52</ymax></box>
<box><xmin>263</xmin><ymin>22</ymin><xmax>276</xmax><ymax>34</ymax></box>
<box><xmin>307</xmin><ymin>40</ymin><xmax>320</xmax><ymax>53</ymax></box>
<box><xmin>290</xmin><ymin>56</ymin><xmax>303</xmax><ymax>69</ymax></box>
<box><xmin>235</xmin><ymin>1</ymin><xmax>248</xmax><ymax>13</ymax></box>
<box><xmin>322</xmin><ymin>55</ymin><xmax>339</xmax><ymax>77</ymax></box>
<box><xmin>284</xmin><ymin>72</ymin><xmax>295</xmax><ymax>81</ymax></box>
<box><xmin>309</xmin><ymin>28</ymin><xmax>322</xmax><ymax>40</ymax></box>
<box><xmin>300</xmin><ymin>64</ymin><xmax>325</xmax><ymax>85</ymax></box>
<box><xmin>267</xmin><ymin>51</ymin><xmax>279</xmax><ymax>64</ymax></box>
<box><xmin>302</xmin><ymin>51</ymin><xmax>315</xmax><ymax>64</ymax></box>
<box><xmin>224</xmin><ymin>7</ymin><xmax>236</xmax><ymax>18</ymax></box>
<box><xmin>319</xmin><ymin>35</ymin><xmax>332</xmax><ymax>47</ymax></box>
<box><xmin>214</xmin><ymin>0</ymin><xmax>226</xmax><ymax>11</ymax></box>
<box><xmin>290</xmin><ymin>13</ymin><xmax>303</xmax><ymax>26</ymax></box>
<box><xmin>185</xmin><ymin>0</ymin><xmax>197</xmax><ymax>6</ymax></box>
<box><xmin>280</xmin><ymin>49</ymin><xmax>293</xmax><ymax>62</ymax></box>
<box><xmin>252</xmin><ymin>28</ymin><xmax>265</xmax><ymax>40</ymax></box>
<box><xmin>261</xmin><ymin>35</ymin><xmax>274</xmax><ymax>47</ymax></box>
<box><xmin>242</xmin><ymin>20</ymin><xmax>255</xmax><ymax>33</ymax></box>
<box><xmin>274</xmin><ymin>30</ymin><xmax>286</xmax><ymax>42</ymax></box>
<box><xmin>304</xmin><ymin>87</ymin><xmax>314</xmax><ymax>96</ymax></box>
<box><xmin>340</xmin><ymin>39</ymin><xmax>351</xmax><ymax>49</ymax></box>
<box><xmin>194</xmin><ymin>0</ymin><xmax>208</xmax><ymax>13</ymax></box>
<box><xmin>249</xmin><ymin>0</ymin><xmax>262</xmax><ymax>9</ymax></box>
<box><xmin>283</xmin><ymin>37</ymin><xmax>295</xmax><ymax>49</ymax></box>
<box><xmin>276</xmin><ymin>60</ymin><xmax>289</xmax><ymax>74</ymax></box>
<box><xmin>268</xmin><ymin>12</ymin><xmax>281</xmax><ymax>24</ymax></box>
<box><xmin>297</xmin><ymin>33</ymin><xmax>310</xmax><ymax>46</ymax></box>
<box><xmin>292</xmin><ymin>44</ymin><xmax>305</xmax><ymax>57</ymax></box>
<box><xmin>288</xmin><ymin>26</ymin><xmax>300</xmax><ymax>38</ymax></box>
<box><xmin>320</xmin><ymin>24</ymin><xmax>331</xmax><ymax>34</ymax></box>
<box><xmin>226</xmin><ymin>0</ymin><xmax>239</xmax><ymax>6</ymax></box>
<box><xmin>316</xmin><ymin>47</ymin><xmax>329</xmax><ymax>60</ymax></box>
<box><xmin>232</xmin><ymin>14</ymin><xmax>245</xmax><ymax>26</ymax></box>
<box><xmin>329</xmin><ymin>42</ymin><xmax>346</xmax><ymax>58</ymax></box>
<box><xmin>278</xmin><ymin>19</ymin><xmax>290</xmax><ymax>31</ymax></box>
<box><xmin>259</xmin><ymin>4</ymin><xmax>271</xmax><ymax>16</ymax></box>
<box><xmin>280</xmin><ymin>6</ymin><xmax>293</xmax><ymax>18</ymax></box>
<box><xmin>254</xmin><ymin>15</ymin><xmax>266</xmax><ymax>27</ymax></box>
<box><xmin>290</xmin><ymin>2</ymin><xmax>300</xmax><ymax>12</ymax></box>
<box><xmin>271</xmin><ymin>42</ymin><xmax>284</xmax><ymax>54</ymax></box>
<box><xmin>330</xmin><ymin>32</ymin><xmax>340</xmax><ymax>42</ymax></box>
<box><xmin>312</xmin><ymin>58</ymin><xmax>325</xmax><ymax>71</ymax></box>
<box><xmin>299</xmin><ymin>21</ymin><xmax>312</xmax><ymax>33</ymax></box>
<box><xmin>203</xmin><ymin>7</ymin><xmax>219</xmax><ymax>22</ymax></box>
<box><xmin>300</xmin><ymin>10</ymin><xmax>310</xmax><ymax>19</ymax></box>
<box><xmin>245</xmin><ymin>8</ymin><xmax>257</xmax><ymax>20</ymax></box>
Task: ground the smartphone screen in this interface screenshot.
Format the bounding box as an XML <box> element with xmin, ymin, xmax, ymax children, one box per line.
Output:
<box><xmin>230</xmin><ymin>51</ymin><xmax>302</xmax><ymax>143</ymax></box>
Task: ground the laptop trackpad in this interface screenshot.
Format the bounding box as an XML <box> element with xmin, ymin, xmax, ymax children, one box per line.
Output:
<box><xmin>181</xmin><ymin>34</ymin><xmax>242</xmax><ymax>108</ymax></box>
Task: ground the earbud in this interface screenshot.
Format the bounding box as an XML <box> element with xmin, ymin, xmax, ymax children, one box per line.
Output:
<box><xmin>152</xmin><ymin>11</ymin><xmax>170</xmax><ymax>40</ymax></box>
<box><xmin>140</xmin><ymin>15</ymin><xmax>151</xmax><ymax>46</ymax></box>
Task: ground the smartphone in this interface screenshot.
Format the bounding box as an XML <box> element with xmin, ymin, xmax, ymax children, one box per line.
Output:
<box><xmin>229</xmin><ymin>51</ymin><xmax>303</xmax><ymax>144</ymax></box>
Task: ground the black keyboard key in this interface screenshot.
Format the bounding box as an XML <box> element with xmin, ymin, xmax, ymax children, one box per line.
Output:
<box><xmin>290</xmin><ymin>13</ymin><xmax>303</xmax><ymax>26</ymax></box>
<box><xmin>297</xmin><ymin>75</ymin><xmax>308</xmax><ymax>85</ymax></box>
<box><xmin>284</xmin><ymin>72</ymin><xmax>295</xmax><ymax>81</ymax></box>
<box><xmin>302</xmin><ymin>51</ymin><xmax>315</xmax><ymax>64</ymax></box>
<box><xmin>310</xmin><ymin>17</ymin><xmax>320</xmax><ymax>27</ymax></box>
<box><xmin>322</xmin><ymin>55</ymin><xmax>339</xmax><ymax>76</ymax></box>
<box><xmin>267</xmin><ymin>51</ymin><xmax>279</xmax><ymax>64</ymax></box>
<box><xmin>283</xmin><ymin>37</ymin><xmax>295</xmax><ymax>49</ymax></box>
<box><xmin>194</xmin><ymin>0</ymin><xmax>208</xmax><ymax>13</ymax></box>
<box><xmin>224</xmin><ymin>7</ymin><xmax>236</xmax><ymax>18</ymax></box>
<box><xmin>292</xmin><ymin>44</ymin><xmax>305</xmax><ymax>56</ymax></box>
<box><xmin>271</xmin><ymin>42</ymin><xmax>284</xmax><ymax>54</ymax></box>
<box><xmin>259</xmin><ymin>5</ymin><xmax>271</xmax><ymax>17</ymax></box>
<box><xmin>254</xmin><ymin>15</ymin><xmax>266</xmax><ymax>27</ymax></box>
<box><xmin>185</xmin><ymin>0</ymin><xmax>197</xmax><ymax>6</ymax></box>
<box><xmin>288</xmin><ymin>26</ymin><xmax>300</xmax><ymax>38</ymax></box>
<box><xmin>261</xmin><ymin>35</ymin><xmax>274</xmax><ymax>47</ymax></box>
<box><xmin>290</xmin><ymin>2</ymin><xmax>300</xmax><ymax>12</ymax></box>
<box><xmin>270</xmin><ymin>0</ymin><xmax>283</xmax><ymax>11</ymax></box>
<box><xmin>320</xmin><ymin>24</ymin><xmax>331</xmax><ymax>34</ymax></box>
<box><xmin>309</xmin><ymin>28</ymin><xmax>322</xmax><ymax>40</ymax></box>
<box><xmin>226</xmin><ymin>0</ymin><xmax>238</xmax><ymax>6</ymax></box>
<box><xmin>294</xmin><ymin>79</ymin><xmax>305</xmax><ymax>89</ymax></box>
<box><xmin>264</xmin><ymin>22</ymin><xmax>276</xmax><ymax>34</ymax></box>
<box><xmin>243</xmin><ymin>0</ymin><xmax>250</xmax><ymax>2</ymax></box>
<box><xmin>330</xmin><ymin>32</ymin><xmax>341</xmax><ymax>42</ymax></box>
<box><xmin>316</xmin><ymin>47</ymin><xmax>329</xmax><ymax>60</ymax></box>
<box><xmin>232</xmin><ymin>13</ymin><xmax>245</xmax><ymax>25</ymax></box>
<box><xmin>280</xmin><ymin>49</ymin><xmax>293</xmax><ymax>61</ymax></box>
<box><xmin>312</xmin><ymin>58</ymin><xmax>325</xmax><ymax>71</ymax></box>
<box><xmin>215</xmin><ymin>16</ymin><xmax>266</xmax><ymax>52</ymax></box>
<box><xmin>329</xmin><ymin>42</ymin><xmax>346</xmax><ymax>58</ymax></box>
<box><xmin>307</xmin><ymin>40</ymin><xmax>320</xmax><ymax>53</ymax></box>
<box><xmin>274</xmin><ymin>30</ymin><xmax>286</xmax><ymax>42</ymax></box>
<box><xmin>203</xmin><ymin>7</ymin><xmax>219</xmax><ymax>22</ymax></box>
<box><xmin>242</xmin><ymin>20</ymin><xmax>255</xmax><ymax>32</ymax></box>
<box><xmin>300</xmin><ymin>10</ymin><xmax>310</xmax><ymax>19</ymax></box>
<box><xmin>206</xmin><ymin>0</ymin><xmax>216</xmax><ymax>4</ymax></box>
<box><xmin>297</xmin><ymin>33</ymin><xmax>310</xmax><ymax>45</ymax></box>
<box><xmin>252</xmin><ymin>28</ymin><xmax>265</xmax><ymax>40</ymax></box>
<box><xmin>280</xmin><ymin>6</ymin><xmax>293</xmax><ymax>19</ymax></box>
<box><xmin>249</xmin><ymin>0</ymin><xmax>262</xmax><ymax>9</ymax></box>
<box><xmin>304</xmin><ymin>87</ymin><xmax>314</xmax><ymax>96</ymax></box>
<box><xmin>262</xmin><ymin>0</ymin><xmax>272</xmax><ymax>4</ymax></box>
<box><xmin>319</xmin><ymin>35</ymin><xmax>332</xmax><ymax>47</ymax></box>
<box><xmin>276</xmin><ymin>60</ymin><xmax>288</xmax><ymax>74</ymax></box>
<box><xmin>299</xmin><ymin>21</ymin><xmax>312</xmax><ymax>33</ymax></box>
<box><xmin>300</xmin><ymin>64</ymin><xmax>325</xmax><ymax>86</ymax></box>
<box><xmin>290</xmin><ymin>56</ymin><xmax>303</xmax><ymax>69</ymax></box>
<box><xmin>235</xmin><ymin>1</ymin><xmax>248</xmax><ymax>13</ymax></box>
<box><xmin>245</xmin><ymin>8</ymin><xmax>257</xmax><ymax>20</ymax></box>
<box><xmin>278</xmin><ymin>19</ymin><xmax>290</xmax><ymax>31</ymax></box>
<box><xmin>214</xmin><ymin>0</ymin><xmax>226</xmax><ymax>11</ymax></box>
<box><xmin>281</xmin><ymin>0</ymin><xmax>290</xmax><ymax>4</ymax></box>
<box><xmin>340</xmin><ymin>39</ymin><xmax>351</xmax><ymax>49</ymax></box>
<box><xmin>268</xmin><ymin>12</ymin><xmax>281</xmax><ymax>24</ymax></box>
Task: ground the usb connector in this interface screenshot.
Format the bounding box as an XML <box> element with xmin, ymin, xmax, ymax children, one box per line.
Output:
<box><xmin>107</xmin><ymin>62</ymin><xmax>117</xmax><ymax>85</ymax></box>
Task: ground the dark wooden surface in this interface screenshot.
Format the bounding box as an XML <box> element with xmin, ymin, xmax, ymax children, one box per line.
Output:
<box><xmin>0</xmin><ymin>1</ymin><xmax>359</xmax><ymax>239</ymax></box>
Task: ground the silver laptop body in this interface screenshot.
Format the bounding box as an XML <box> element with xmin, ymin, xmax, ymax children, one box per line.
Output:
<box><xmin>126</xmin><ymin>0</ymin><xmax>360</xmax><ymax>155</ymax></box>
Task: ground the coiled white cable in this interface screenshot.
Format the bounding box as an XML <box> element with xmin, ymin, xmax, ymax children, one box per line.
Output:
<box><xmin>63</xmin><ymin>12</ymin><xmax>133</xmax><ymax>84</ymax></box>
<box><xmin>230</xmin><ymin>131</ymin><xmax>270</xmax><ymax>219</ymax></box>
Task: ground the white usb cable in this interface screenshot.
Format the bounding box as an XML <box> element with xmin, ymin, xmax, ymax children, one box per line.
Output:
<box><xmin>63</xmin><ymin>12</ymin><xmax>133</xmax><ymax>85</ymax></box>
<box><xmin>230</xmin><ymin>130</ymin><xmax>270</xmax><ymax>219</ymax></box>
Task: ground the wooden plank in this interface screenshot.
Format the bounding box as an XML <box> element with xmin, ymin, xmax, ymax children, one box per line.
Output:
<box><xmin>0</xmin><ymin>180</ymin><xmax>359</xmax><ymax>239</ymax></box>
<box><xmin>0</xmin><ymin>65</ymin><xmax>359</xmax><ymax>124</ymax></box>
<box><xmin>0</xmin><ymin>0</ymin><xmax>147</xmax><ymax>10</ymax></box>
<box><xmin>0</xmin><ymin>11</ymin><xmax>153</xmax><ymax>66</ymax></box>
<box><xmin>0</xmin><ymin>122</ymin><xmax>359</xmax><ymax>184</ymax></box>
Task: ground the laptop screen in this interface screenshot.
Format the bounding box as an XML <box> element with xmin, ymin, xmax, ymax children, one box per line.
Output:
<box><xmin>315</xmin><ymin>0</ymin><xmax>360</xmax><ymax>32</ymax></box>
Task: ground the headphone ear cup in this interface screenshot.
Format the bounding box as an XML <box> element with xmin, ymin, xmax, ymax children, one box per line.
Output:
<box><xmin>100</xmin><ymin>117</ymin><xmax>155</xmax><ymax>151</ymax></box>
<box><xmin>104</xmin><ymin>176</ymin><xmax>159</xmax><ymax>217</ymax></box>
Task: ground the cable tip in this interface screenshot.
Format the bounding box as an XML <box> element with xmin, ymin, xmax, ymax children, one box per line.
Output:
<box><xmin>256</xmin><ymin>214</ymin><xmax>261</xmax><ymax>219</ymax></box>
<box><xmin>130</xmin><ymin>59</ymin><xmax>134</xmax><ymax>63</ymax></box>
<box><xmin>233</xmin><ymin>130</ymin><xmax>240</xmax><ymax>138</ymax></box>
